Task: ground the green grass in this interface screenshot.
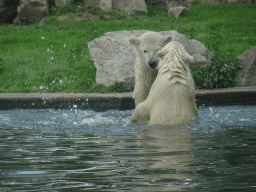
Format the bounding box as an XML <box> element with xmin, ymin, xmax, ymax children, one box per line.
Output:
<box><xmin>191</xmin><ymin>55</ymin><xmax>244</xmax><ymax>89</ymax></box>
<box><xmin>0</xmin><ymin>3</ymin><xmax>255</xmax><ymax>93</ymax></box>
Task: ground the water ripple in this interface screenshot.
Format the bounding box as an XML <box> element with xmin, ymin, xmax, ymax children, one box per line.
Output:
<box><xmin>0</xmin><ymin>106</ymin><xmax>256</xmax><ymax>191</ymax></box>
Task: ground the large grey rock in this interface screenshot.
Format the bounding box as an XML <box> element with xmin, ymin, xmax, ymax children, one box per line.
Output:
<box><xmin>166</xmin><ymin>0</ymin><xmax>191</xmax><ymax>18</ymax></box>
<box><xmin>146</xmin><ymin>0</ymin><xmax>168</xmax><ymax>11</ymax></box>
<box><xmin>88</xmin><ymin>30</ymin><xmax>212</xmax><ymax>88</ymax></box>
<box><xmin>226</xmin><ymin>0</ymin><xmax>253</xmax><ymax>3</ymax></box>
<box><xmin>147</xmin><ymin>0</ymin><xmax>253</xmax><ymax>9</ymax></box>
<box><xmin>160</xmin><ymin>31</ymin><xmax>213</xmax><ymax>68</ymax></box>
<box><xmin>0</xmin><ymin>0</ymin><xmax>19</xmax><ymax>24</ymax></box>
<box><xmin>112</xmin><ymin>0</ymin><xmax>147</xmax><ymax>14</ymax></box>
<box><xmin>236</xmin><ymin>47</ymin><xmax>256</xmax><ymax>86</ymax></box>
<box><xmin>197</xmin><ymin>0</ymin><xmax>224</xmax><ymax>4</ymax></box>
<box><xmin>84</xmin><ymin>0</ymin><xmax>112</xmax><ymax>11</ymax></box>
<box><xmin>190</xmin><ymin>0</ymin><xmax>253</xmax><ymax>3</ymax></box>
<box><xmin>146</xmin><ymin>0</ymin><xmax>191</xmax><ymax>16</ymax></box>
<box><xmin>55</xmin><ymin>0</ymin><xmax>73</xmax><ymax>6</ymax></box>
<box><xmin>56</xmin><ymin>0</ymin><xmax>147</xmax><ymax>14</ymax></box>
<box><xmin>14</xmin><ymin>0</ymin><xmax>49</xmax><ymax>25</ymax></box>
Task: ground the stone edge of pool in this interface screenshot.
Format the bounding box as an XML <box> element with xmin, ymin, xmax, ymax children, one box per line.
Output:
<box><xmin>0</xmin><ymin>86</ymin><xmax>256</xmax><ymax>110</ymax></box>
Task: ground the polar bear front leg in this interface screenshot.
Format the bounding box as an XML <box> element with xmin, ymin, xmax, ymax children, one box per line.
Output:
<box><xmin>133</xmin><ymin>85</ymin><xmax>149</xmax><ymax>107</ymax></box>
<box><xmin>133</xmin><ymin>68</ymin><xmax>157</xmax><ymax>106</ymax></box>
<box><xmin>129</xmin><ymin>101</ymin><xmax>150</xmax><ymax>124</ymax></box>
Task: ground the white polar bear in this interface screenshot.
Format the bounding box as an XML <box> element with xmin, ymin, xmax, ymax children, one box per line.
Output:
<box><xmin>129</xmin><ymin>31</ymin><xmax>172</xmax><ymax>106</ymax></box>
<box><xmin>130</xmin><ymin>41</ymin><xmax>198</xmax><ymax>126</ymax></box>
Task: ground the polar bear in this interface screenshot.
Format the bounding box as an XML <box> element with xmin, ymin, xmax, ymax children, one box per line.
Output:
<box><xmin>129</xmin><ymin>31</ymin><xmax>172</xmax><ymax>106</ymax></box>
<box><xmin>129</xmin><ymin>41</ymin><xmax>198</xmax><ymax>126</ymax></box>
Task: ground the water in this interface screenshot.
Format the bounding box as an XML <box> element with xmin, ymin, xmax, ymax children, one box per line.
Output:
<box><xmin>0</xmin><ymin>105</ymin><xmax>256</xmax><ymax>191</ymax></box>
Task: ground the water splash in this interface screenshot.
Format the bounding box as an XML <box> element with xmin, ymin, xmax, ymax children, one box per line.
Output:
<box><xmin>0</xmin><ymin>105</ymin><xmax>256</xmax><ymax>134</ymax></box>
<box><xmin>0</xmin><ymin>109</ymin><xmax>134</xmax><ymax>134</ymax></box>
<box><xmin>209</xmin><ymin>107</ymin><xmax>213</xmax><ymax>117</ymax></box>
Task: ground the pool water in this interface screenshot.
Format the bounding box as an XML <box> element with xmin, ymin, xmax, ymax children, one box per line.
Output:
<box><xmin>0</xmin><ymin>105</ymin><xmax>256</xmax><ymax>191</ymax></box>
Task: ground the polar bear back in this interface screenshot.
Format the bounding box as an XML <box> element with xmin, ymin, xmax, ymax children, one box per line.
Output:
<box><xmin>129</xmin><ymin>41</ymin><xmax>198</xmax><ymax>126</ymax></box>
<box><xmin>148</xmin><ymin>80</ymin><xmax>197</xmax><ymax>125</ymax></box>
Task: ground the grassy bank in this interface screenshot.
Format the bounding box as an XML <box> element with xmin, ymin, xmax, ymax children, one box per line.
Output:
<box><xmin>0</xmin><ymin>3</ymin><xmax>255</xmax><ymax>93</ymax></box>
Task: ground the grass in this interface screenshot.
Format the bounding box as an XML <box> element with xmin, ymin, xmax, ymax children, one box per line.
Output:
<box><xmin>0</xmin><ymin>3</ymin><xmax>255</xmax><ymax>93</ymax></box>
<box><xmin>191</xmin><ymin>56</ymin><xmax>244</xmax><ymax>89</ymax></box>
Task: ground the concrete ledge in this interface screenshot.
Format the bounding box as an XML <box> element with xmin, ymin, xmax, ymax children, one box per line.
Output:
<box><xmin>195</xmin><ymin>86</ymin><xmax>256</xmax><ymax>106</ymax></box>
<box><xmin>0</xmin><ymin>92</ymin><xmax>134</xmax><ymax>111</ymax></box>
<box><xmin>0</xmin><ymin>86</ymin><xmax>256</xmax><ymax>110</ymax></box>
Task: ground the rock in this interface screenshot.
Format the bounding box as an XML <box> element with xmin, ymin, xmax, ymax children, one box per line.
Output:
<box><xmin>14</xmin><ymin>0</ymin><xmax>49</xmax><ymax>25</ymax></box>
<box><xmin>84</xmin><ymin>0</ymin><xmax>112</xmax><ymax>11</ymax></box>
<box><xmin>158</xmin><ymin>31</ymin><xmax>212</xmax><ymax>68</ymax></box>
<box><xmin>236</xmin><ymin>47</ymin><xmax>256</xmax><ymax>86</ymax></box>
<box><xmin>146</xmin><ymin>0</ymin><xmax>168</xmax><ymax>11</ymax></box>
<box><xmin>166</xmin><ymin>0</ymin><xmax>191</xmax><ymax>18</ymax></box>
<box><xmin>147</xmin><ymin>0</ymin><xmax>253</xmax><ymax>8</ymax></box>
<box><xmin>55</xmin><ymin>0</ymin><xmax>73</xmax><ymax>6</ymax></box>
<box><xmin>56</xmin><ymin>0</ymin><xmax>147</xmax><ymax>14</ymax></box>
<box><xmin>198</xmin><ymin>0</ymin><xmax>224</xmax><ymax>4</ymax></box>
<box><xmin>190</xmin><ymin>0</ymin><xmax>253</xmax><ymax>3</ymax></box>
<box><xmin>88</xmin><ymin>30</ymin><xmax>212</xmax><ymax>88</ymax></box>
<box><xmin>226</xmin><ymin>0</ymin><xmax>253</xmax><ymax>3</ymax></box>
<box><xmin>167</xmin><ymin>6</ymin><xmax>188</xmax><ymax>18</ymax></box>
<box><xmin>112</xmin><ymin>0</ymin><xmax>147</xmax><ymax>14</ymax></box>
<box><xmin>88</xmin><ymin>30</ymin><xmax>144</xmax><ymax>88</ymax></box>
<box><xmin>146</xmin><ymin>0</ymin><xmax>191</xmax><ymax>18</ymax></box>
<box><xmin>0</xmin><ymin>0</ymin><xmax>20</xmax><ymax>24</ymax></box>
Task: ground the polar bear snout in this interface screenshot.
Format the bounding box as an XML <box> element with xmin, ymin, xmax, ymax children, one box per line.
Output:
<box><xmin>148</xmin><ymin>58</ymin><xmax>158</xmax><ymax>69</ymax></box>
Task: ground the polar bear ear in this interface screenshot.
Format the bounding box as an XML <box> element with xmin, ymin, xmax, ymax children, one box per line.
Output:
<box><xmin>186</xmin><ymin>54</ymin><xmax>195</xmax><ymax>63</ymax></box>
<box><xmin>129</xmin><ymin>38</ymin><xmax>141</xmax><ymax>47</ymax></box>
<box><xmin>156</xmin><ymin>49</ymin><xmax>166</xmax><ymax>59</ymax></box>
<box><xmin>163</xmin><ymin>35</ymin><xmax>172</xmax><ymax>45</ymax></box>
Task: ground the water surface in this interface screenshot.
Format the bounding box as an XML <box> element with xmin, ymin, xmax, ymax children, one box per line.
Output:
<box><xmin>0</xmin><ymin>105</ymin><xmax>256</xmax><ymax>191</ymax></box>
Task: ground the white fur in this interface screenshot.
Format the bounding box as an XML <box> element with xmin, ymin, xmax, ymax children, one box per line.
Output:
<box><xmin>129</xmin><ymin>32</ymin><xmax>172</xmax><ymax>106</ymax></box>
<box><xmin>130</xmin><ymin>41</ymin><xmax>198</xmax><ymax>126</ymax></box>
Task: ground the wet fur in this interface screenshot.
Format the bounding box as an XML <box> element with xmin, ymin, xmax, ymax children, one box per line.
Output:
<box><xmin>129</xmin><ymin>32</ymin><xmax>172</xmax><ymax>106</ymax></box>
<box><xmin>130</xmin><ymin>41</ymin><xmax>198</xmax><ymax>126</ymax></box>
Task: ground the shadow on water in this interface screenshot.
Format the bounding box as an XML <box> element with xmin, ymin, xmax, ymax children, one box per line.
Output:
<box><xmin>0</xmin><ymin>105</ymin><xmax>256</xmax><ymax>191</ymax></box>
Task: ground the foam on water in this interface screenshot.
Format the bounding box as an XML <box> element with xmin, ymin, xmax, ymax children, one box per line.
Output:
<box><xmin>0</xmin><ymin>105</ymin><xmax>256</xmax><ymax>134</ymax></box>
<box><xmin>0</xmin><ymin>105</ymin><xmax>256</xmax><ymax>191</ymax></box>
<box><xmin>0</xmin><ymin>108</ymin><xmax>135</xmax><ymax>134</ymax></box>
<box><xmin>193</xmin><ymin>105</ymin><xmax>256</xmax><ymax>132</ymax></box>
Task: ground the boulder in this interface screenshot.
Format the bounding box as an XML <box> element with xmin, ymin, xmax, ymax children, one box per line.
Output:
<box><xmin>166</xmin><ymin>0</ymin><xmax>191</xmax><ymax>18</ymax></box>
<box><xmin>190</xmin><ymin>0</ymin><xmax>253</xmax><ymax>3</ymax></box>
<box><xmin>236</xmin><ymin>47</ymin><xmax>256</xmax><ymax>86</ymax></box>
<box><xmin>112</xmin><ymin>0</ymin><xmax>147</xmax><ymax>14</ymax></box>
<box><xmin>0</xmin><ymin>0</ymin><xmax>20</xmax><ymax>24</ymax></box>
<box><xmin>147</xmin><ymin>0</ymin><xmax>254</xmax><ymax>8</ymax></box>
<box><xmin>146</xmin><ymin>0</ymin><xmax>168</xmax><ymax>11</ymax></box>
<box><xmin>145</xmin><ymin>0</ymin><xmax>191</xmax><ymax>18</ymax></box>
<box><xmin>56</xmin><ymin>0</ymin><xmax>147</xmax><ymax>14</ymax></box>
<box><xmin>227</xmin><ymin>0</ymin><xmax>254</xmax><ymax>3</ymax></box>
<box><xmin>88</xmin><ymin>30</ymin><xmax>212</xmax><ymax>88</ymax></box>
<box><xmin>159</xmin><ymin>31</ymin><xmax>212</xmax><ymax>68</ymax></box>
<box><xmin>14</xmin><ymin>0</ymin><xmax>49</xmax><ymax>25</ymax></box>
<box><xmin>84</xmin><ymin>0</ymin><xmax>112</xmax><ymax>11</ymax></box>
<box><xmin>198</xmin><ymin>0</ymin><xmax>225</xmax><ymax>4</ymax></box>
<box><xmin>55</xmin><ymin>0</ymin><xmax>73</xmax><ymax>6</ymax></box>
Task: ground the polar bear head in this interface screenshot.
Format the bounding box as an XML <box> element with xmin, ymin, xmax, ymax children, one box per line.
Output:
<box><xmin>130</xmin><ymin>31</ymin><xmax>172</xmax><ymax>70</ymax></box>
<box><xmin>156</xmin><ymin>41</ymin><xmax>195</xmax><ymax>87</ymax></box>
<box><xmin>156</xmin><ymin>41</ymin><xmax>194</xmax><ymax>72</ymax></box>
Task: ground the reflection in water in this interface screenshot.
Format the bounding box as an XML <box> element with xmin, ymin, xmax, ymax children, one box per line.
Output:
<box><xmin>0</xmin><ymin>106</ymin><xmax>256</xmax><ymax>191</ymax></box>
<box><xmin>136</xmin><ymin>125</ymin><xmax>196</xmax><ymax>191</ymax></box>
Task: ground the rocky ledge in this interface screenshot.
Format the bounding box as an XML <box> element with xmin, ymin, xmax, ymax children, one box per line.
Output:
<box><xmin>0</xmin><ymin>86</ymin><xmax>256</xmax><ymax>111</ymax></box>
